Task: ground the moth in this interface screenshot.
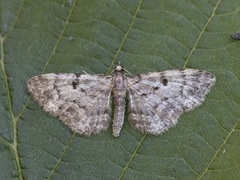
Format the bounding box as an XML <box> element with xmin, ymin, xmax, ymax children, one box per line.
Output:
<box><xmin>28</xmin><ymin>66</ymin><xmax>216</xmax><ymax>137</ymax></box>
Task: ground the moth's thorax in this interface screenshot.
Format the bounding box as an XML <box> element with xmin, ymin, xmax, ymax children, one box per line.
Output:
<box><xmin>113</xmin><ymin>71</ymin><xmax>126</xmax><ymax>91</ymax></box>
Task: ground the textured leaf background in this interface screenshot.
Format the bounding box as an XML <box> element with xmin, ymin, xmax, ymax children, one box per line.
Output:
<box><xmin>1</xmin><ymin>0</ymin><xmax>240</xmax><ymax>179</ymax></box>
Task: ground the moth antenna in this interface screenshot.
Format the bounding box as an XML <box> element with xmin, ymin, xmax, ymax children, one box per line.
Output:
<box><xmin>82</xmin><ymin>70</ymin><xmax>88</xmax><ymax>74</ymax></box>
<box><xmin>110</xmin><ymin>68</ymin><xmax>116</xmax><ymax>75</ymax></box>
<box><xmin>121</xmin><ymin>67</ymin><xmax>132</xmax><ymax>76</ymax></box>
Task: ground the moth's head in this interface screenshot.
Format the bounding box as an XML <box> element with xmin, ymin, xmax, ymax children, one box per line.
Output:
<box><xmin>115</xmin><ymin>65</ymin><xmax>124</xmax><ymax>72</ymax></box>
<box><xmin>113</xmin><ymin>65</ymin><xmax>132</xmax><ymax>76</ymax></box>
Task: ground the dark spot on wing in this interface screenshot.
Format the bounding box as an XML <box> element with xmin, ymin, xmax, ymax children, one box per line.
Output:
<box><xmin>162</xmin><ymin>78</ymin><xmax>168</xmax><ymax>86</ymax></box>
<box><xmin>72</xmin><ymin>81</ymin><xmax>77</xmax><ymax>89</ymax></box>
<box><xmin>160</xmin><ymin>75</ymin><xmax>168</xmax><ymax>86</ymax></box>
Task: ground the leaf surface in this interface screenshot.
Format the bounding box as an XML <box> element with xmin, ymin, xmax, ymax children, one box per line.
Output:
<box><xmin>1</xmin><ymin>0</ymin><xmax>240</xmax><ymax>179</ymax></box>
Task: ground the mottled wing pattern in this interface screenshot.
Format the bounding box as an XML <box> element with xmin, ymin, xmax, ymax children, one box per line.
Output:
<box><xmin>126</xmin><ymin>69</ymin><xmax>216</xmax><ymax>135</ymax></box>
<box><xmin>28</xmin><ymin>73</ymin><xmax>113</xmax><ymax>136</ymax></box>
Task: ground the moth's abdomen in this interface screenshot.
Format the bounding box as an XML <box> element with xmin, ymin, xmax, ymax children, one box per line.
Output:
<box><xmin>112</xmin><ymin>73</ymin><xmax>127</xmax><ymax>137</ymax></box>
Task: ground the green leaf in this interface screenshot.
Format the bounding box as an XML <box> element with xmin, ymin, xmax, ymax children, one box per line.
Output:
<box><xmin>1</xmin><ymin>0</ymin><xmax>240</xmax><ymax>179</ymax></box>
